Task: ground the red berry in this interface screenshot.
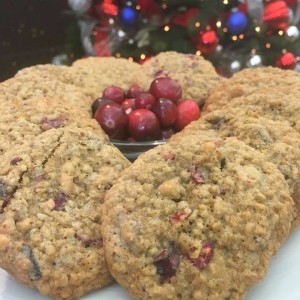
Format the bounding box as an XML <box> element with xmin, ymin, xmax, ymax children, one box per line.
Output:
<box><xmin>135</xmin><ymin>93</ymin><xmax>156</xmax><ymax>110</ymax></box>
<box><xmin>149</xmin><ymin>77</ymin><xmax>182</xmax><ymax>102</ymax></box>
<box><xmin>94</xmin><ymin>104</ymin><xmax>128</xmax><ymax>139</ymax></box>
<box><xmin>102</xmin><ymin>86</ymin><xmax>125</xmax><ymax>104</ymax></box>
<box><xmin>91</xmin><ymin>98</ymin><xmax>114</xmax><ymax>116</ymax></box>
<box><xmin>152</xmin><ymin>98</ymin><xmax>178</xmax><ymax>127</ymax></box>
<box><xmin>127</xmin><ymin>84</ymin><xmax>144</xmax><ymax>98</ymax></box>
<box><xmin>128</xmin><ymin>109</ymin><xmax>160</xmax><ymax>141</ymax></box>
<box><xmin>121</xmin><ymin>98</ymin><xmax>136</xmax><ymax>115</ymax></box>
<box><xmin>187</xmin><ymin>241</ymin><xmax>214</xmax><ymax>270</ymax></box>
<box><xmin>161</xmin><ymin>127</ymin><xmax>175</xmax><ymax>140</ymax></box>
<box><xmin>175</xmin><ymin>99</ymin><xmax>201</xmax><ymax>131</ymax></box>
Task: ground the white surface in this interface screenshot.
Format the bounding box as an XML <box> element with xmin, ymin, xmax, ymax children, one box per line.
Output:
<box><xmin>1</xmin><ymin>227</ymin><xmax>300</xmax><ymax>299</ymax></box>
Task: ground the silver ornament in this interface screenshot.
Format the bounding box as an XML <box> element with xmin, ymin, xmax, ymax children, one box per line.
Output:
<box><xmin>246</xmin><ymin>54</ymin><xmax>263</xmax><ymax>68</ymax></box>
<box><xmin>229</xmin><ymin>60</ymin><xmax>242</xmax><ymax>73</ymax></box>
<box><xmin>287</xmin><ymin>26</ymin><xmax>300</xmax><ymax>40</ymax></box>
<box><xmin>52</xmin><ymin>54</ymin><xmax>69</xmax><ymax>65</ymax></box>
<box><xmin>68</xmin><ymin>0</ymin><xmax>92</xmax><ymax>14</ymax></box>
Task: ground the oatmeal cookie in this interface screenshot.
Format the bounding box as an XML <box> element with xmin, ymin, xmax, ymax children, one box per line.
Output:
<box><xmin>102</xmin><ymin>137</ymin><xmax>293</xmax><ymax>300</ymax></box>
<box><xmin>0</xmin><ymin>126</ymin><xmax>130</xmax><ymax>300</ymax></box>
<box><xmin>203</xmin><ymin>67</ymin><xmax>300</xmax><ymax>112</ymax></box>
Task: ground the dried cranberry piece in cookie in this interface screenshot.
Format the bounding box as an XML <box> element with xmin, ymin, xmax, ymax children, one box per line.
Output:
<box><xmin>153</xmin><ymin>242</ymin><xmax>180</xmax><ymax>283</ymax></box>
<box><xmin>170</xmin><ymin>211</ymin><xmax>190</xmax><ymax>223</ymax></box>
<box><xmin>10</xmin><ymin>157</ymin><xmax>23</xmax><ymax>166</ymax></box>
<box><xmin>189</xmin><ymin>165</ymin><xmax>205</xmax><ymax>184</ymax></box>
<box><xmin>75</xmin><ymin>233</ymin><xmax>102</xmax><ymax>248</ymax></box>
<box><xmin>53</xmin><ymin>193</ymin><xmax>67</xmax><ymax>211</ymax></box>
<box><xmin>187</xmin><ymin>241</ymin><xmax>214</xmax><ymax>270</ymax></box>
<box><xmin>40</xmin><ymin>117</ymin><xmax>65</xmax><ymax>131</ymax></box>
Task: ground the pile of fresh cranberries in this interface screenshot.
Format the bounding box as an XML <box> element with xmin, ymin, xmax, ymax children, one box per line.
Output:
<box><xmin>91</xmin><ymin>77</ymin><xmax>201</xmax><ymax>141</ymax></box>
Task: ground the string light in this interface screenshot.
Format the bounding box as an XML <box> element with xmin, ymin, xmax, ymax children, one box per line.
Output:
<box><xmin>136</xmin><ymin>5</ymin><xmax>140</xmax><ymax>10</ymax></box>
<box><xmin>278</xmin><ymin>30</ymin><xmax>284</xmax><ymax>36</ymax></box>
<box><xmin>223</xmin><ymin>0</ymin><xmax>229</xmax><ymax>4</ymax></box>
<box><xmin>195</xmin><ymin>22</ymin><xmax>201</xmax><ymax>28</ymax></box>
<box><xmin>255</xmin><ymin>26</ymin><xmax>261</xmax><ymax>33</ymax></box>
<box><xmin>223</xmin><ymin>28</ymin><xmax>228</xmax><ymax>33</ymax></box>
<box><xmin>140</xmin><ymin>53</ymin><xmax>146</xmax><ymax>60</ymax></box>
<box><xmin>265</xmin><ymin>43</ymin><xmax>271</xmax><ymax>48</ymax></box>
<box><xmin>164</xmin><ymin>25</ymin><xmax>170</xmax><ymax>32</ymax></box>
<box><xmin>196</xmin><ymin>50</ymin><xmax>201</xmax><ymax>56</ymax></box>
<box><xmin>239</xmin><ymin>34</ymin><xmax>244</xmax><ymax>39</ymax></box>
<box><xmin>216</xmin><ymin>21</ymin><xmax>222</xmax><ymax>28</ymax></box>
<box><xmin>115</xmin><ymin>53</ymin><xmax>121</xmax><ymax>58</ymax></box>
<box><xmin>232</xmin><ymin>35</ymin><xmax>238</xmax><ymax>41</ymax></box>
<box><xmin>128</xmin><ymin>57</ymin><xmax>134</xmax><ymax>62</ymax></box>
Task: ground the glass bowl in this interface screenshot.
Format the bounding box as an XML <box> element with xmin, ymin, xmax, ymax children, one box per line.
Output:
<box><xmin>110</xmin><ymin>139</ymin><xmax>167</xmax><ymax>162</ymax></box>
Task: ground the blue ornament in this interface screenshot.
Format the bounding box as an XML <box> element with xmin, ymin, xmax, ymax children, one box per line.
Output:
<box><xmin>120</xmin><ymin>7</ymin><xmax>137</xmax><ymax>26</ymax></box>
<box><xmin>227</xmin><ymin>11</ymin><xmax>248</xmax><ymax>35</ymax></box>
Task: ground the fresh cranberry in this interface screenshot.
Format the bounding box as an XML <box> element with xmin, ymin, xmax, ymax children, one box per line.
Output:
<box><xmin>126</xmin><ymin>84</ymin><xmax>144</xmax><ymax>98</ymax></box>
<box><xmin>91</xmin><ymin>98</ymin><xmax>114</xmax><ymax>116</ymax></box>
<box><xmin>153</xmin><ymin>242</ymin><xmax>180</xmax><ymax>283</ymax></box>
<box><xmin>135</xmin><ymin>93</ymin><xmax>156</xmax><ymax>110</ymax></box>
<box><xmin>187</xmin><ymin>241</ymin><xmax>214</xmax><ymax>270</ymax></box>
<box><xmin>102</xmin><ymin>86</ymin><xmax>125</xmax><ymax>104</ymax></box>
<box><xmin>175</xmin><ymin>99</ymin><xmax>201</xmax><ymax>131</ymax></box>
<box><xmin>94</xmin><ymin>104</ymin><xmax>128</xmax><ymax>139</ymax></box>
<box><xmin>161</xmin><ymin>127</ymin><xmax>175</xmax><ymax>140</ymax></box>
<box><xmin>152</xmin><ymin>98</ymin><xmax>178</xmax><ymax>127</ymax></box>
<box><xmin>121</xmin><ymin>98</ymin><xmax>136</xmax><ymax>115</ymax></box>
<box><xmin>149</xmin><ymin>77</ymin><xmax>182</xmax><ymax>102</ymax></box>
<box><xmin>128</xmin><ymin>109</ymin><xmax>160</xmax><ymax>141</ymax></box>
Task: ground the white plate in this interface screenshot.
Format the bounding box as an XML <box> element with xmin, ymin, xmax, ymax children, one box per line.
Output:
<box><xmin>1</xmin><ymin>227</ymin><xmax>300</xmax><ymax>300</ymax></box>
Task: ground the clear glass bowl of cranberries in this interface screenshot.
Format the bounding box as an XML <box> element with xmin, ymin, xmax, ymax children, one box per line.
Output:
<box><xmin>92</xmin><ymin>78</ymin><xmax>201</xmax><ymax>161</ymax></box>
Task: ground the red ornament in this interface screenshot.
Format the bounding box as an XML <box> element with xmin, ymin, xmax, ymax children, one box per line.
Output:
<box><xmin>284</xmin><ymin>0</ymin><xmax>298</xmax><ymax>6</ymax></box>
<box><xmin>93</xmin><ymin>28</ymin><xmax>112</xmax><ymax>57</ymax></box>
<box><xmin>136</xmin><ymin>0</ymin><xmax>159</xmax><ymax>16</ymax></box>
<box><xmin>197</xmin><ymin>30</ymin><xmax>219</xmax><ymax>55</ymax></box>
<box><xmin>275</xmin><ymin>52</ymin><xmax>296</xmax><ymax>69</ymax></box>
<box><xmin>263</xmin><ymin>0</ymin><xmax>289</xmax><ymax>32</ymax></box>
<box><xmin>172</xmin><ymin>8</ymin><xmax>199</xmax><ymax>27</ymax></box>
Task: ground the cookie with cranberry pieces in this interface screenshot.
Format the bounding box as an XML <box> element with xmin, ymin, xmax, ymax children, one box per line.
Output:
<box><xmin>102</xmin><ymin>137</ymin><xmax>293</xmax><ymax>300</ymax></box>
<box><xmin>203</xmin><ymin>66</ymin><xmax>300</xmax><ymax>112</ymax></box>
<box><xmin>0</xmin><ymin>125</ymin><xmax>130</xmax><ymax>300</ymax></box>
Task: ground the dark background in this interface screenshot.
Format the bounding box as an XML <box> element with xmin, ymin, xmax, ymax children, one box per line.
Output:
<box><xmin>0</xmin><ymin>0</ymin><xmax>78</xmax><ymax>81</ymax></box>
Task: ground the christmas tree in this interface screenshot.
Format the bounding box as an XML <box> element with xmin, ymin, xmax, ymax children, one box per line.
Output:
<box><xmin>67</xmin><ymin>0</ymin><xmax>300</xmax><ymax>76</ymax></box>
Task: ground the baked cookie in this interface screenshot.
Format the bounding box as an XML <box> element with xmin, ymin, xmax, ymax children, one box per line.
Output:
<box><xmin>0</xmin><ymin>98</ymin><xmax>105</xmax><ymax>155</ymax></box>
<box><xmin>136</xmin><ymin>51</ymin><xmax>222</xmax><ymax>106</ymax></box>
<box><xmin>0</xmin><ymin>73</ymin><xmax>92</xmax><ymax>111</ymax></box>
<box><xmin>102</xmin><ymin>137</ymin><xmax>293</xmax><ymax>300</ymax></box>
<box><xmin>16</xmin><ymin>57</ymin><xmax>142</xmax><ymax>100</ymax></box>
<box><xmin>0</xmin><ymin>125</ymin><xmax>130</xmax><ymax>300</ymax></box>
<box><xmin>203</xmin><ymin>67</ymin><xmax>300</xmax><ymax>112</ymax></box>
<box><xmin>185</xmin><ymin>111</ymin><xmax>300</xmax><ymax>226</ymax></box>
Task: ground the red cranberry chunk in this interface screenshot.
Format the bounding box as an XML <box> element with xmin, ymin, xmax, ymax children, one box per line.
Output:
<box><xmin>135</xmin><ymin>93</ymin><xmax>156</xmax><ymax>110</ymax></box>
<box><xmin>75</xmin><ymin>233</ymin><xmax>102</xmax><ymax>248</ymax></box>
<box><xmin>91</xmin><ymin>98</ymin><xmax>114</xmax><ymax>116</ymax></box>
<box><xmin>189</xmin><ymin>165</ymin><xmax>205</xmax><ymax>184</ymax></box>
<box><xmin>127</xmin><ymin>84</ymin><xmax>144</xmax><ymax>98</ymax></box>
<box><xmin>102</xmin><ymin>86</ymin><xmax>125</xmax><ymax>104</ymax></box>
<box><xmin>170</xmin><ymin>211</ymin><xmax>189</xmax><ymax>223</ymax></box>
<box><xmin>175</xmin><ymin>99</ymin><xmax>201</xmax><ymax>131</ymax></box>
<box><xmin>10</xmin><ymin>157</ymin><xmax>23</xmax><ymax>166</ymax></box>
<box><xmin>53</xmin><ymin>193</ymin><xmax>68</xmax><ymax>211</ymax></box>
<box><xmin>153</xmin><ymin>242</ymin><xmax>180</xmax><ymax>283</ymax></box>
<box><xmin>94</xmin><ymin>104</ymin><xmax>128</xmax><ymax>139</ymax></box>
<box><xmin>152</xmin><ymin>98</ymin><xmax>178</xmax><ymax>127</ymax></box>
<box><xmin>128</xmin><ymin>109</ymin><xmax>160</xmax><ymax>141</ymax></box>
<box><xmin>41</xmin><ymin>117</ymin><xmax>65</xmax><ymax>131</ymax></box>
<box><xmin>149</xmin><ymin>77</ymin><xmax>182</xmax><ymax>102</ymax></box>
<box><xmin>188</xmin><ymin>241</ymin><xmax>214</xmax><ymax>270</ymax></box>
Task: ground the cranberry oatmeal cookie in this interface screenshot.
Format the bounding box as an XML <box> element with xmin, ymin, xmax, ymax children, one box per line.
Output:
<box><xmin>0</xmin><ymin>126</ymin><xmax>130</xmax><ymax>300</ymax></box>
<box><xmin>203</xmin><ymin>67</ymin><xmax>300</xmax><ymax>112</ymax></box>
<box><xmin>102</xmin><ymin>137</ymin><xmax>293</xmax><ymax>300</ymax></box>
